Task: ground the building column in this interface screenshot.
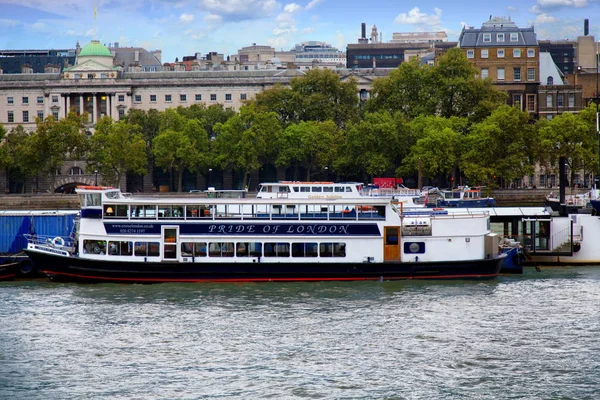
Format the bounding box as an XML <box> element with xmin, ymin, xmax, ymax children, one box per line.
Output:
<box><xmin>44</xmin><ymin>94</ymin><xmax>50</xmax><ymax>118</ymax></box>
<box><xmin>92</xmin><ymin>93</ymin><xmax>97</xmax><ymax>124</ymax></box>
<box><xmin>61</xmin><ymin>95</ymin><xmax>67</xmax><ymax>119</ymax></box>
<box><xmin>79</xmin><ymin>94</ymin><xmax>84</xmax><ymax>115</ymax></box>
<box><xmin>111</xmin><ymin>93</ymin><xmax>118</xmax><ymax>119</ymax></box>
<box><xmin>106</xmin><ymin>93</ymin><xmax>111</xmax><ymax>118</ymax></box>
<box><xmin>66</xmin><ymin>95</ymin><xmax>71</xmax><ymax>116</ymax></box>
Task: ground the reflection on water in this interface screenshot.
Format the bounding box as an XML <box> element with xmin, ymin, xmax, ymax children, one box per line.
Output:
<box><xmin>1</xmin><ymin>266</ymin><xmax>600</xmax><ymax>399</ymax></box>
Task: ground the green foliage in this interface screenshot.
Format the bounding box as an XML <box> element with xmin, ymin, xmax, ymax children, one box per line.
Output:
<box><xmin>252</xmin><ymin>69</ymin><xmax>359</xmax><ymax>128</ymax></box>
<box><xmin>461</xmin><ymin>105</ymin><xmax>534</xmax><ymax>186</ymax></box>
<box><xmin>87</xmin><ymin>118</ymin><xmax>148</xmax><ymax>187</ymax></box>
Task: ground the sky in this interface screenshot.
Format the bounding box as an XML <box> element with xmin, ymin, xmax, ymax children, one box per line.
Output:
<box><xmin>0</xmin><ymin>0</ymin><xmax>599</xmax><ymax>63</ymax></box>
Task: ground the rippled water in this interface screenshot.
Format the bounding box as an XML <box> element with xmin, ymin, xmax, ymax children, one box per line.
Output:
<box><xmin>1</xmin><ymin>267</ymin><xmax>600</xmax><ymax>399</ymax></box>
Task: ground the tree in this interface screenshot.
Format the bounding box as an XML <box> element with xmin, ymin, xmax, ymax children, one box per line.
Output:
<box><xmin>461</xmin><ymin>105</ymin><xmax>535</xmax><ymax>187</ymax></box>
<box><xmin>367</xmin><ymin>49</ymin><xmax>505</xmax><ymax>123</ymax></box>
<box><xmin>252</xmin><ymin>69</ymin><xmax>360</xmax><ymax>128</ymax></box>
<box><xmin>29</xmin><ymin>112</ymin><xmax>87</xmax><ymax>190</ymax></box>
<box><xmin>212</xmin><ymin>105</ymin><xmax>281</xmax><ymax>188</ymax></box>
<box><xmin>86</xmin><ymin>117</ymin><xmax>148</xmax><ymax>188</ymax></box>
<box><xmin>276</xmin><ymin>120</ymin><xmax>340</xmax><ymax>180</ymax></box>
<box><xmin>398</xmin><ymin>116</ymin><xmax>467</xmax><ymax>184</ymax></box>
<box><xmin>336</xmin><ymin>111</ymin><xmax>401</xmax><ymax>181</ymax></box>
<box><xmin>152</xmin><ymin>119</ymin><xmax>210</xmax><ymax>192</ymax></box>
<box><xmin>537</xmin><ymin>107</ymin><xmax>597</xmax><ymax>187</ymax></box>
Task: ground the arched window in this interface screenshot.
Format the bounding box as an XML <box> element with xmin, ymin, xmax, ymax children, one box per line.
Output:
<box><xmin>69</xmin><ymin>167</ymin><xmax>84</xmax><ymax>175</ymax></box>
<box><xmin>547</xmin><ymin>76</ymin><xmax>554</xmax><ymax>85</ymax></box>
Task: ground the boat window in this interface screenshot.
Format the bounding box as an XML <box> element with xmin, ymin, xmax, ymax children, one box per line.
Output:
<box><xmin>134</xmin><ymin>241</ymin><xmax>160</xmax><ymax>256</ymax></box>
<box><xmin>108</xmin><ymin>241</ymin><xmax>132</xmax><ymax>256</ymax></box>
<box><xmin>116</xmin><ymin>205</ymin><xmax>128</xmax><ymax>217</ymax></box>
<box><xmin>320</xmin><ymin>243</ymin><xmax>333</xmax><ymax>257</ymax></box>
<box><xmin>236</xmin><ymin>242</ymin><xmax>262</xmax><ymax>257</ymax></box>
<box><xmin>323</xmin><ymin>187</ymin><xmax>333</xmax><ymax>192</ymax></box>
<box><xmin>186</xmin><ymin>206</ymin><xmax>200</xmax><ymax>218</ymax></box>
<box><xmin>311</xmin><ymin>187</ymin><xmax>322</xmax><ymax>192</ymax></box>
<box><xmin>105</xmin><ymin>191</ymin><xmax>120</xmax><ymax>199</ymax></box>
<box><xmin>293</xmin><ymin>187</ymin><xmax>299</xmax><ymax>192</ymax></box>
<box><xmin>292</xmin><ymin>242</ymin><xmax>318</xmax><ymax>257</ymax></box>
<box><xmin>131</xmin><ymin>205</ymin><xmax>156</xmax><ymax>218</ymax></box>
<box><xmin>264</xmin><ymin>242</ymin><xmax>290</xmax><ymax>257</ymax></box>
<box><xmin>346</xmin><ymin>187</ymin><xmax>353</xmax><ymax>192</ymax></box>
<box><xmin>278</xmin><ymin>186</ymin><xmax>290</xmax><ymax>193</ymax></box>
<box><xmin>181</xmin><ymin>242</ymin><xmax>194</xmax><ymax>256</ymax></box>
<box><xmin>334</xmin><ymin>187</ymin><xmax>344</xmax><ymax>192</ymax></box>
<box><xmin>208</xmin><ymin>242</ymin><xmax>234</xmax><ymax>257</ymax></box>
<box><xmin>333</xmin><ymin>243</ymin><xmax>346</xmax><ymax>257</ymax></box>
<box><xmin>83</xmin><ymin>239</ymin><xmax>107</xmax><ymax>254</ymax></box>
<box><xmin>82</xmin><ymin>193</ymin><xmax>101</xmax><ymax>207</ymax></box>
<box><xmin>300</xmin><ymin>187</ymin><xmax>310</xmax><ymax>192</ymax></box>
<box><xmin>104</xmin><ymin>205</ymin><xmax>116</xmax><ymax>217</ymax></box>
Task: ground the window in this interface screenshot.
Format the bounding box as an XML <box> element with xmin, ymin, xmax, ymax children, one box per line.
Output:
<box><xmin>481</xmin><ymin>68</ymin><xmax>489</xmax><ymax>79</ymax></box>
<box><xmin>497</xmin><ymin>49</ymin><xmax>505</xmax><ymax>58</ymax></box>
<box><xmin>210</xmin><ymin>94</ymin><xmax>217</xmax><ymax>101</ymax></box>
<box><xmin>118</xmin><ymin>109</ymin><xmax>125</xmax><ymax>120</ymax></box>
<box><xmin>547</xmin><ymin>76</ymin><xmax>554</xmax><ymax>85</ymax></box>
<box><xmin>527</xmin><ymin>68</ymin><xmax>535</xmax><ymax>81</ymax></box>
<box><xmin>7</xmin><ymin>111</ymin><xmax>14</xmax><ymax>123</ymax></box>
<box><xmin>527</xmin><ymin>49</ymin><xmax>535</xmax><ymax>57</ymax></box>
<box><xmin>69</xmin><ymin>167</ymin><xmax>84</xmax><ymax>175</ymax></box>
<box><xmin>37</xmin><ymin>96</ymin><xmax>44</xmax><ymax>104</ymax></box>
<box><xmin>52</xmin><ymin>111</ymin><xmax>59</xmax><ymax>120</ymax></box>
<box><xmin>22</xmin><ymin>96</ymin><xmax>29</xmax><ymax>104</ymax></box>
<box><xmin>568</xmin><ymin>94</ymin><xmax>575</xmax><ymax>107</ymax></box>
<box><xmin>225</xmin><ymin>93</ymin><xmax>232</xmax><ymax>101</ymax></box>
<box><xmin>195</xmin><ymin>94</ymin><xmax>202</xmax><ymax>101</ymax></box>
<box><xmin>466</xmin><ymin>50</ymin><xmax>474</xmax><ymax>58</ymax></box>
<box><xmin>37</xmin><ymin>110</ymin><xmax>44</xmax><ymax>120</ymax></box>
<box><xmin>180</xmin><ymin>94</ymin><xmax>186</xmax><ymax>101</ymax></box>
<box><xmin>7</xmin><ymin>96</ymin><xmax>14</xmax><ymax>105</ymax></box>
<box><xmin>100</xmin><ymin>73</ymin><xmax>107</xmax><ymax>79</ymax></box>
<box><xmin>481</xmin><ymin>49</ymin><xmax>488</xmax><ymax>58</ymax></box>
<box><xmin>513</xmin><ymin>67</ymin><xmax>521</xmax><ymax>81</ymax></box>
<box><xmin>118</xmin><ymin>95</ymin><xmax>125</xmax><ymax>102</ymax></box>
<box><xmin>546</xmin><ymin>114</ymin><xmax>553</xmax><ymax>120</ymax></box>
<box><xmin>510</xmin><ymin>32</ymin><xmax>519</xmax><ymax>42</ymax></box>
<box><xmin>240</xmin><ymin>93</ymin><xmax>247</xmax><ymax>100</ymax></box>
<box><xmin>483</xmin><ymin>33</ymin><xmax>491</xmax><ymax>42</ymax></box>
<box><xmin>527</xmin><ymin>94</ymin><xmax>536</xmax><ymax>112</ymax></box>
<box><xmin>497</xmin><ymin>68</ymin><xmax>505</xmax><ymax>80</ymax></box>
<box><xmin>513</xmin><ymin>94</ymin><xmax>522</xmax><ymax>110</ymax></box>
<box><xmin>546</xmin><ymin>95</ymin><xmax>553</xmax><ymax>107</ymax></box>
<box><xmin>513</xmin><ymin>49</ymin><xmax>521</xmax><ymax>58</ymax></box>
<box><xmin>22</xmin><ymin>110</ymin><xmax>29</xmax><ymax>123</ymax></box>
<box><xmin>134</xmin><ymin>95</ymin><xmax>142</xmax><ymax>102</ymax></box>
<box><xmin>52</xmin><ymin>95</ymin><xmax>59</xmax><ymax>103</ymax></box>
<box><xmin>150</xmin><ymin>94</ymin><xmax>157</xmax><ymax>102</ymax></box>
<box><xmin>557</xmin><ymin>94</ymin><xmax>564</xmax><ymax>106</ymax></box>
<box><xmin>165</xmin><ymin>94</ymin><xmax>172</xmax><ymax>102</ymax></box>
<box><xmin>497</xmin><ymin>33</ymin><xmax>505</xmax><ymax>42</ymax></box>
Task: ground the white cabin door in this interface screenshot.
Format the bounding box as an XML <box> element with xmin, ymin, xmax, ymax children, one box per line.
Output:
<box><xmin>384</xmin><ymin>226</ymin><xmax>401</xmax><ymax>261</ymax></box>
<box><xmin>162</xmin><ymin>226</ymin><xmax>179</xmax><ymax>261</ymax></box>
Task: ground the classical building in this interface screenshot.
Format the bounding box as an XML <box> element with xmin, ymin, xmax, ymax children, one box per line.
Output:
<box><xmin>0</xmin><ymin>40</ymin><xmax>389</xmax><ymax>193</ymax></box>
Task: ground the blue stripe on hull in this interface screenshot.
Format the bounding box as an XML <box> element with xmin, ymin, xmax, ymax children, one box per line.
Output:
<box><xmin>25</xmin><ymin>251</ymin><xmax>503</xmax><ymax>283</ymax></box>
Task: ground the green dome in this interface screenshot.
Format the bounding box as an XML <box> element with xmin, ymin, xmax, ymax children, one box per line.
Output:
<box><xmin>79</xmin><ymin>40</ymin><xmax>112</xmax><ymax>57</ymax></box>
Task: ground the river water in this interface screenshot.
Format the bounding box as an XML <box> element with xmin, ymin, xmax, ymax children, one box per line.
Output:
<box><xmin>1</xmin><ymin>266</ymin><xmax>599</xmax><ymax>400</ymax></box>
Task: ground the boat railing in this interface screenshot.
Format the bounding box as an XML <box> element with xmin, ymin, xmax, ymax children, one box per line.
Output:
<box><xmin>24</xmin><ymin>233</ymin><xmax>76</xmax><ymax>253</ymax></box>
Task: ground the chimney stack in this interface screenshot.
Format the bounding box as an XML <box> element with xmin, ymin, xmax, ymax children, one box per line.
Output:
<box><xmin>361</xmin><ymin>23</ymin><xmax>366</xmax><ymax>39</ymax></box>
<box><xmin>585</xmin><ymin>19</ymin><xmax>589</xmax><ymax>36</ymax></box>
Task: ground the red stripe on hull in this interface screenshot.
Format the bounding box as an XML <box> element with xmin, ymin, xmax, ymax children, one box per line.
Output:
<box><xmin>0</xmin><ymin>274</ymin><xmax>16</xmax><ymax>280</ymax></box>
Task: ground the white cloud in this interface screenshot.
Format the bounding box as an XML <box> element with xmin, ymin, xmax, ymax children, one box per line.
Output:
<box><xmin>534</xmin><ymin>13</ymin><xmax>560</xmax><ymax>24</ymax></box>
<box><xmin>198</xmin><ymin>0</ymin><xmax>278</xmax><ymax>20</ymax></box>
<box><xmin>335</xmin><ymin>31</ymin><xmax>344</xmax><ymax>49</ymax></box>
<box><xmin>179</xmin><ymin>13</ymin><xmax>194</xmax><ymax>22</ymax></box>
<box><xmin>394</xmin><ymin>7</ymin><xmax>442</xmax><ymax>30</ymax></box>
<box><xmin>283</xmin><ymin>3</ymin><xmax>301</xmax><ymax>13</ymax></box>
<box><xmin>204</xmin><ymin>14</ymin><xmax>223</xmax><ymax>24</ymax></box>
<box><xmin>0</xmin><ymin>18</ymin><xmax>20</xmax><ymax>28</ymax></box>
<box><xmin>301</xmin><ymin>27</ymin><xmax>314</xmax><ymax>33</ymax></box>
<box><xmin>531</xmin><ymin>0</ymin><xmax>588</xmax><ymax>12</ymax></box>
<box><xmin>508</xmin><ymin>6</ymin><xmax>517</xmax><ymax>11</ymax></box>
<box><xmin>305</xmin><ymin>0</ymin><xmax>322</xmax><ymax>10</ymax></box>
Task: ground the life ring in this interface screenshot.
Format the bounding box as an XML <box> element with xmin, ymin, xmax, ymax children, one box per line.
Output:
<box><xmin>52</xmin><ymin>237</ymin><xmax>65</xmax><ymax>248</ymax></box>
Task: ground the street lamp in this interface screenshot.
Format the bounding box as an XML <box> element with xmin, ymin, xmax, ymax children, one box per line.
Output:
<box><xmin>94</xmin><ymin>169</ymin><xmax>98</xmax><ymax>186</ymax></box>
<box><xmin>208</xmin><ymin>168</ymin><xmax>212</xmax><ymax>189</ymax></box>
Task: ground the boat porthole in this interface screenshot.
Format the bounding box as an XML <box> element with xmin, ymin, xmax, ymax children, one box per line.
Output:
<box><xmin>52</xmin><ymin>237</ymin><xmax>65</xmax><ymax>248</ymax></box>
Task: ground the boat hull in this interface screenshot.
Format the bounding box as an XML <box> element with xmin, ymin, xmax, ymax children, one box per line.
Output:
<box><xmin>25</xmin><ymin>250</ymin><xmax>504</xmax><ymax>283</ymax></box>
<box><xmin>0</xmin><ymin>261</ymin><xmax>17</xmax><ymax>281</ymax></box>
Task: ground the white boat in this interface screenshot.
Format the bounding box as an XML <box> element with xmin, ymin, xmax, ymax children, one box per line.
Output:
<box><xmin>23</xmin><ymin>185</ymin><xmax>506</xmax><ymax>283</ymax></box>
<box><xmin>256</xmin><ymin>181</ymin><xmax>426</xmax><ymax>208</ymax></box>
